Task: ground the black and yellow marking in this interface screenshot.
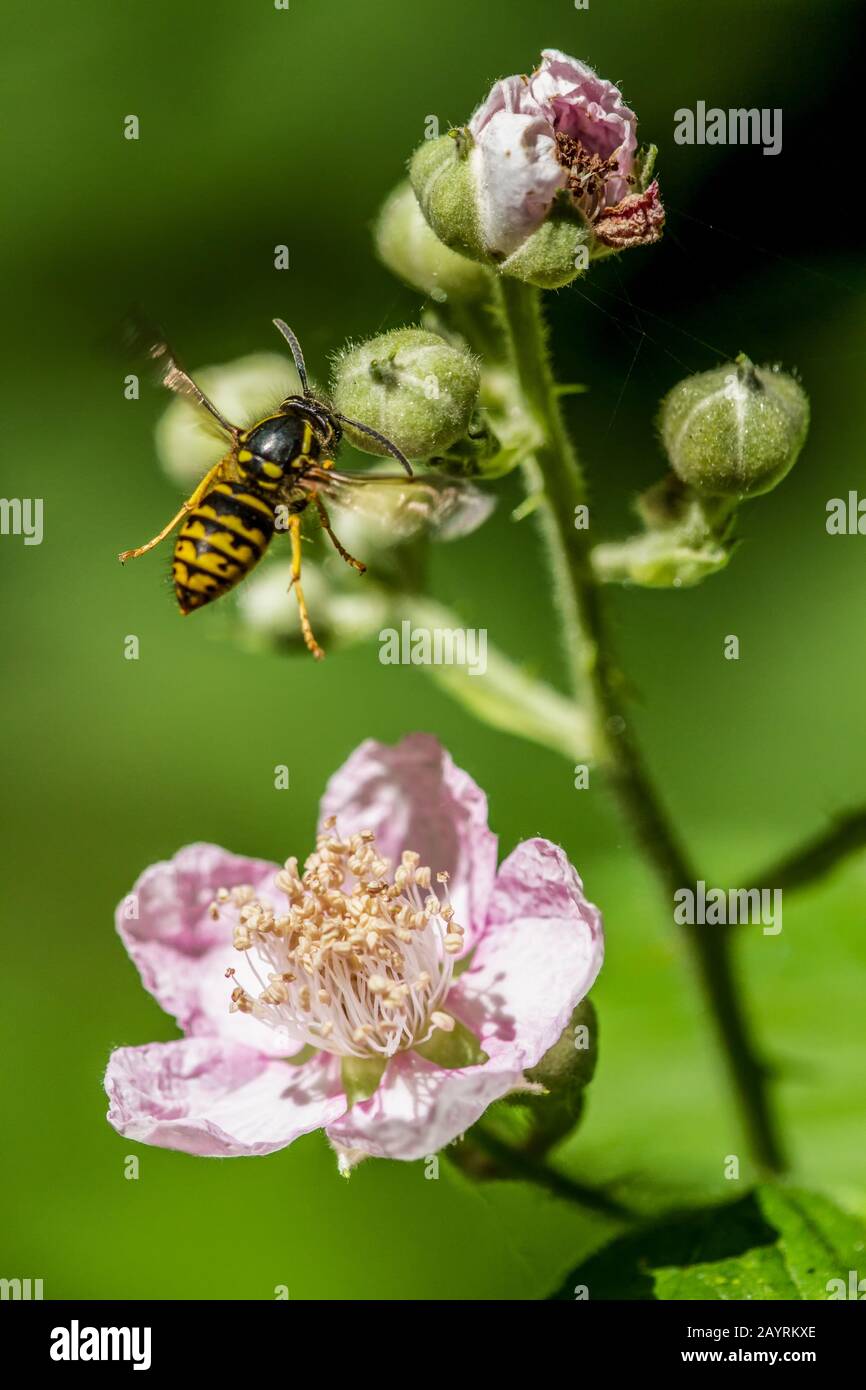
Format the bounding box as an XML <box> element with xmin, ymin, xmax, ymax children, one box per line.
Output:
<box><xmin>172</xmin><ymin>480</ymin><xmax>275</xmax><ymax>614</ymax></box>
<box><xmin>237</xmin><ymin>446</ymin><xmax>284</xmax><ymax>493</ymax></box>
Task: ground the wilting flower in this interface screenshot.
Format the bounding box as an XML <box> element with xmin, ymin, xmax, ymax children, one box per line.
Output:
<box><xmin>105</xmin><ymin>735</ymin><xmax>603</xmax><ymax>1169</ymax></box>
<box><xmin>411</xmin><ymin>49</ymin><xmax>663</xmax><ymax>287</ymax></box>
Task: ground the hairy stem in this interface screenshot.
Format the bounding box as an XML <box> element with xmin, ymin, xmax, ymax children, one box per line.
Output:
<box><xmin>497</xmin><ymin>276</ymin><xmax>786</xmax><ymax>1175</ymax></box>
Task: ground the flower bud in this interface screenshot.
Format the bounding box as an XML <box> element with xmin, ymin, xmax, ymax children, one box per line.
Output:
<box><xmin>525</xmin><ymin>998</ymin><xmax>598</xmax><ymax>1097</ymax></box>
<box><xmin>509</xmin><ymin>998</ymin><xmax>599</xmax><ymax>1154</ymax></box>
<box><xmin>660</xmin><ymin>355</ymin><xmax>809</xmax><ymax>499</ymax></box>
<box><xmin>410</xmin><ymin>135</ymin><xmax>592</xmax><ymax>290</ymax></box>
<box><xmin>156</xmin><ymin>353</ymin><xmax>299</xmax><ymax>489</ymax></box>
<box><xmin>409</xmin><ymin>51</ymin><xmax>664</xmax><ymax>288</ymax></box>
<box><xmin>409</xmin><ymin>132</ymin><xmax>486</xmax><ymax>265</ymax></box>
<box><xmin>330</xmin><ymin>327</ymin><xmax>480</xmax><ymax>460</ymax></box>
<box><xmin>375</xmin><ymin>181</ymin><xmax>492</xmax><ymax>302</ymax></box>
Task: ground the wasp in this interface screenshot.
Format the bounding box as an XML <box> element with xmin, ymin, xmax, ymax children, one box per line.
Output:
<box><xmin>119</xmin><ymin>319</ymin><xmax>490</xmax><ymax>658</ymax></box>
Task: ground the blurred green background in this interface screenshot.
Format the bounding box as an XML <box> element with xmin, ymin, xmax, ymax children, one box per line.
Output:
<box><xmin>2</xmin><ymin>0</ymin><xmax>864</xmax><ymax>1300</ymax></box>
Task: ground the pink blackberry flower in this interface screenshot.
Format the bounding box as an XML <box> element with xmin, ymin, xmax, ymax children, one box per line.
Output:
<box><xmin>105</xmin><ymin>735</ymin><xmax>603</xmax><ymax>1171</ymax></box>
<box><xmin>468</xmin><ymin>48</ymin><xmax>663</xmax><ymax>256</ymax></box>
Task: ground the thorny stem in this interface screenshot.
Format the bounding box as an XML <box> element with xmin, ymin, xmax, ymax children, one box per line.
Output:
<box><xmin>497</xmin><ymin>276</ymin><xmax>787</xmax><ymax>1176</ymax></box>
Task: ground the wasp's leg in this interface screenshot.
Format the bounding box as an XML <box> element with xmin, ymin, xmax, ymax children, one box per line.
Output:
<box><xmin>288</xmin><ymin>514</ymin><xmax>324</xmax><ymax>660</ymax></box>
<box><xmin>312</xmin><ymin>493</ymin><xmax>366</xmax><ymax>574</ymax></box>
<box><xmin>118</xmin><ymin>456</ymin><xmax>230</xmax><ymax>563</ymax></box>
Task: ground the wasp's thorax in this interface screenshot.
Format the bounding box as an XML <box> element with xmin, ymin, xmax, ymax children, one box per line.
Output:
<box><xmin>215</xmin><ymin>819</ymin><xmax>464</xmax><ymax>1060</ymax></box>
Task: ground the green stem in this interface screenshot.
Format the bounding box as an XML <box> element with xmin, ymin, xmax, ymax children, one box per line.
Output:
<box><xmin>466</xmin><ymin>1126</ymin><xmax>633</xmax><ymax>1220</ymax></box>
<box><xmin>747</xmin><ymin>808</ymin><xmax>866</xmax><ymax>894</ymax></box>
<box><xmin>497</xmin><ymin>276</ymin><xmax>786</xmax><ymax>1176</ymax></box>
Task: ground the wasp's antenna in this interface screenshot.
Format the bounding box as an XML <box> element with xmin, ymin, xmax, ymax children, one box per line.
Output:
<box><xmin>334</xmin><ymin>414</ymin><xmax>414</xmax><ymax>476</ymax></box>
<box><xmin>273</xmin><ymin>318</ymin><xmax>310</xmax><ymax>396</ymax></box>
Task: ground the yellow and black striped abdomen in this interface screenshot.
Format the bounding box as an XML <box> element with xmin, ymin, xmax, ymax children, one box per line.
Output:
<box><xmin>172</xmin><ymin>481</ymin><xmax>275</xmax><ymax>614</ymax></box>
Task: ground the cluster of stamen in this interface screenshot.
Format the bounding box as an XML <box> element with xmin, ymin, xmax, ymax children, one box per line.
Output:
<box><xmin>212</xmin><ymin>819</ymin><xmax>463</xmax><ymax>1060</ymax></box>
<box><xmin>554</xmin><ymin>131</ymin><xmax>631</xmax><ymax>218</ymax></box>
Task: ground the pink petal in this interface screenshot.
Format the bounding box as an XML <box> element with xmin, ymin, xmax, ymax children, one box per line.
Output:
<box><xmin>117</xmin><ymin>842</ymin><xmax>301</xmax><ymax>1058</ymax></box>
<box><xmin>469</xmin><ymin>73</ymin><xmax>542</xmax><ymax>135</ymax></box>
<box><xmin>325</xmin><ymin>1049</ymin><xmax>524</xmax><ymax>1162</ymax></box>
<box><xmin>105</xmin><ymin>1038</ymin><xmax>345</xmax><ymax>1157</ymax></box>
<box><xmin>325</xmin><ymin>838</ymin><xmax>603</xmax><ymax>1163</ymax></box>
<box><xmin>531</xmin><ymin>49</ymin><xmax>637</xmax><ymax>204</ymax></box>
<box><xmin>471</xmin><ymin>110</ymin><xmax>565</xmax><ymax>256</ymax></box>
<box><xmin>451</xmin><ymin>836</ymin><xmax>604</xmax><ymax>1067</ymax></box>
<box><xmin>318</xmin><ymin>734</ymin><xmax>497</xmax><ymax>951</ymax></box>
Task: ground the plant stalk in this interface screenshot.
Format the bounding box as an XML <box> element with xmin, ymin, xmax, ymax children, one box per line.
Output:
<box><xmin>497</xmin><ymin>275</ymin><xmax>786</xmax><ymax>1175</ymax></box>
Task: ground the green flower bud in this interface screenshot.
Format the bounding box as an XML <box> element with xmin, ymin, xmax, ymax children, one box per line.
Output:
<box><xmin>375</xmin><ymin>181</ymin><xmax>492</xmax><ymax>302</ymax></box>
<box><xmin>659</xmin><ymin>355</ymin><xmax>809</xmax><ymax>499</ymax></box>
<box><xmin>155</xmin><ymin>352</ymin><xmax>299</xmax><ymax>489</ymax></box>
<box><xmin>410</xmin><ymin>134</ymin><xmax>591</xmax><ymax>289</ymax></box>
<box><xmin>409</xmin><ymin>131</ymin><xmax>486</xmax><ymax>265</ymax></box>
<box><xmin>331</xmin><ymin>327</ymin><xmax>480</xmax><ymax>460</ymax></box>
<box><xmin>525</xmin><ymin>998</ymin><xmax>598</xmax><ymax>1096</ymax></box>
<box><xmin>508</xmin><ymin>999</ymin><xmax>599</xmax><ymax>1155</ymax></box>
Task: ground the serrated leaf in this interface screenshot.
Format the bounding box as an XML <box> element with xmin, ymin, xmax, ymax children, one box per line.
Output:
<box><xmin>757</xmin><ymin>1187</ymin><xmax>866</xmax><ymax>1300</ymax></box>
<box><xmin>550</xmin><ymin>1186</ymin><xmax>866</xmax><ymax>1300</ymax></box>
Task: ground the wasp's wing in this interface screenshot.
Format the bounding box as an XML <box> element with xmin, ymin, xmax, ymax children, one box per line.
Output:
<box><xmin>123</xmin><ymin>317</ymin><xmax>239</xmax><ymax>442</ymax></box>
<box><xmin>305</xmin><ymin>468</ymin><xmax>495</xmax><ymax>541</ymax></box>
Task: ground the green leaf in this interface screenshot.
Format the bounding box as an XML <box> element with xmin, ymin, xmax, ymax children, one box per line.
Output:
<box><xmin>413</xmin><ymin>1016</ymin><xmax>488</xmax><ymax>1069</ymax></box>
<box><xmin>340</xmin><ymin>1054</ymin><xmax>388</xmax><ymax>1107</ymax></box>
<box><xmin>550</xmin><ymin>1186</ymin><xmax>866</xmax><ymax>1300</ymax></box>
<box><xmin>757</xmin><ymin>1187</ymin><xmax>866</xmax><ymax>1300</ymax></box>
<box><xmin>634</xmin><ymin>142</ymin><xmax>658</xmax><ymax>191</ymax></box>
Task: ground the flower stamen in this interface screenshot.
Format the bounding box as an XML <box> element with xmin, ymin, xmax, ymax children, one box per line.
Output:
<box><xmin>213</xmin><ymin>819</ymin><xmax>463</xmax><ymax>1059</ymax></box>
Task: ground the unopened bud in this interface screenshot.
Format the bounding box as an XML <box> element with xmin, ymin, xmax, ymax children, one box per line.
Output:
<box><xmin>331</xmin><ymin>327</ymin><xmax>480</xmax><ymax>460</ymax></box>
<box><xmin>659</xmin><ymin>355</ymin><xmax>809</xmax><ymax>499</ymax></box>
<box><xmin>409</xmin><ymin>131</ymin><xmax>487</xmax><ymax>266</ymax></box>
<box><xmin>375</xmin><ymin>181</ymin><xmax>492</xmax><ymax>302</ymax></box>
